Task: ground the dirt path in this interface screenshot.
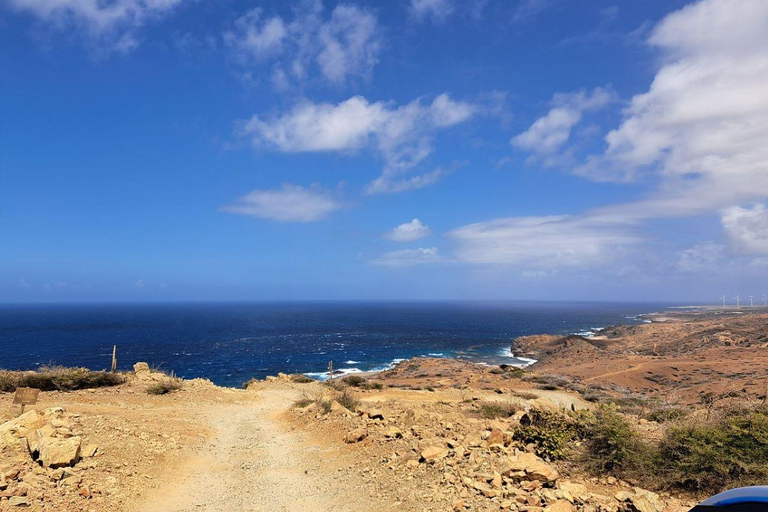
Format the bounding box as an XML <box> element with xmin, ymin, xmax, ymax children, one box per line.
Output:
<box><xmin>133</xmin><ymin>387</ymin><xmax>381</xmax><ymax>512</ymax></box>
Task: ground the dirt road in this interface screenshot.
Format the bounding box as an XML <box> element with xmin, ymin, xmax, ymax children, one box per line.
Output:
<box><xmin>133</xmin><ymin>387</ymin><xmax>384</xmax><ymax>512</ymax></box>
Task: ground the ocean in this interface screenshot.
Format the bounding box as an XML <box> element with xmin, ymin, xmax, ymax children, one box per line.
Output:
<box><xmin>0</xmin><ymin>301</ymin><xmax>661</xmax><ymax>387</ymax></box>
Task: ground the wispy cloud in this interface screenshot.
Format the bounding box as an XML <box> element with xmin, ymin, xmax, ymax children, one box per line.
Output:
<box><xmin>222</xmin><ymin>183</ymin><xmax>342</xmax><ymax>222</ymax></box>
<box><xmin>409</xmin><ymin>0</ymin><xmax>455</xmax><ymax>23</ymax></box>
<box><xmin>371</xmin><ymin>247</ymin><xmax>441</xmax><ymax>266</ymax></box>
<box><xmin>385</xmin><ymin>218</ymin><xmax>432</xmax><ymax>242</ymax></box>
<box><xmin>224</xmin><ymin>0</ymin><xmax>381</xmax><ymax>88</ymax></box>
<box><xmin>448</xmin><ymin>215</ymin><xmax>640</xmax><ymax>269</ymax></box>
<box><xmin>240</xmin><ymin>94</ymin><xmax>475</xmax><ymax>193</ymax></box>
<box><xmin>721</xmin><ymin>204</ymin><xmax>768</xmax><ymax>255</ymax></box>
<box><xmin>512</xmin><ymin>87</ymin><xmax>616</xmax><ymax>165</ymax></box>
<box><xmin>6</xmin><ymin>0</ymin><xmax>193</xmax><ymax>52</ymax></box>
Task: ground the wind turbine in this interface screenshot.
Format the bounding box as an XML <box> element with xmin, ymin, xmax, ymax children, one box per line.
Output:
<box><xmin>750</xmin><ymin>295</ymin><xmax>754</xmax><ymax>307</ymax></box>
<box><xmin>736</xmin><ymin>295</ymin><xmax>740</xmax><ymax>307</ymax></box>
<box><xmin>721</xmin><ymin>295</ymin><xmax>726</xmax><ymax>307</ymax></box>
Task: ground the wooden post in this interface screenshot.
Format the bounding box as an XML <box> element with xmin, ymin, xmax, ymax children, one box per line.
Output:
<box><xmin>111</xmin><ymin>345</ymin><xmax>117</xmax><ymax>373</ymax></box>
<box><xmin>20</xmin><ymin>404</ymin><xmax>25</xmax><ymax>416</ymax></box>
<box><xmin>328</xmin><ymin>361</ymin><xmax>333</xmax><ymax>379</ymax></box>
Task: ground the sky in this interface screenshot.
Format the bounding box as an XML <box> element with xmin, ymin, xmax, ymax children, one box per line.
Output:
<box><xmin>1</xmin><ymin>0</ymin><xmax>767</xmax><ymax>303</ymax></box>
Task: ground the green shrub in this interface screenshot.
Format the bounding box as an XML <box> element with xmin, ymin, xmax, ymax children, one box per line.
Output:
<box><xmin>146</xmin><ymin>378</ymin><xmax>183</xmax><ymax>395</ymax></box>
<box><xmin>342</xmin><ymin>375</ymin><xmax>367</xmax><ymax>387</ymax></box>
<box><xmin>581</xmin><ymin>405</ymin><xmax>651</xmax><ymax>475</ymax></box>
<box><xmin>0</xmin><ymin>366</ymin><xmax>125</xmax><ymax>392</ymax></box>
<box><xmin>653</xmin><ymin>407</ymin><xmax>768</xmax><ymax>493</ymax></box>
<box><xmin>515</xmin><ymin>409</ymin><xmax>582</xmax><ymax>460</ymax></box>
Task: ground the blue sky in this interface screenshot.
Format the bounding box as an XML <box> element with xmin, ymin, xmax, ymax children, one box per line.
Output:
<box><xmin>2</xmin><ymin>0</ymin><xmax>768</xmax><ymax>303</ymax></box>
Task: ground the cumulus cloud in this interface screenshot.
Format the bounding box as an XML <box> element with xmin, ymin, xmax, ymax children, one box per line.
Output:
<box><xmin>221</xmin><ymin>183</ymin><xmax>342</xmax><ymax>222</ymax></box>
<box><xmin>721</xmin><ymin>204</ymin><xmax>768</xmax><ymax>255</ymax></box>
<box><xmin>241</xmin><ymin>94</ymin><xmax>474</xmax><ymax>193</ymax></box>
<box><xmin>576</xmin><ymin>0</ymin><xmax>768</xmax><ymax>209</ymax></box>
<box><xmin>472</xmin><ymin>0</ymin><xmax>768</xmax><ymax>275</ymax></box>
<box><xmin>385</xmin><ymin>218</ymin><xmax>432</xmax><ymax>242</ymax></box>
<box><xmin>371</xmin><ymin>247</ymin><xmax>441</xmax><ymax>266</ymax></box>
<box><xmin>224</xmin><ymin>0</ymin><xmax>381</xmax><ymax>87</ymax></box>
<box><xmin>6</xmin><ymin>0</ymin><xmax>191</xmax><ymax>51</ymax></box>
<box><xmin>512</xmin><ymin>87</ymin><xmax>616</xmax><ymax>164</ymax></box>
<box><xmin>448</xmin><ymin>215</ymin><xmax>639</xmax><ymax>269</ymax></box>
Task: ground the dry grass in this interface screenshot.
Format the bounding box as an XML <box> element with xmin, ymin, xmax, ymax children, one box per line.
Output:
<box><xmin>0</xmin><ymin>366</ymin><xmax>125</xmax><ymax>392</ymax></box>
<box><xmin>146</xmin><ymin>378</ymin><xmax>183</xmax><ymax>395</ymax></box>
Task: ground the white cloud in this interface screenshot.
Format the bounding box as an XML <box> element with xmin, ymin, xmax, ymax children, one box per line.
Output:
<box><xmin>721</xmin><ymin>204</ymin><xmax>768</xmax><ymax>255</ymax></box>
<box><xmin>676</xmin><ymin>242</ymin><xmax>725</xmax><ymax>273</ymax></box>
<box><xmin>366</xmin><ymin>168</ymin><xmax>449</xmax><ymax>194</ymax></box>
<box><xmin>225</xmin><ymin>1</ymin><xmax>381</xmax><ymax>87</ymax></box>
<box><xmin>409</xmin><ymin>0</ymin><xmax>454</xmax><ymax>23</ymax></box>
<box><xmin>6</xmin><ymin>0</ymin><xmax>191</xmax><ymax>51</ymax></box>
<box><xmin>448</xmin><ymin>215</ymin><xmax>640</xmax><ymax>269</ymax></box>
<box><xmin>134</xmin><ymin>278</ymin><xmax>145</xmax><ymax>288</ymax></box>
<box><xmin>512</xmin><ymin>87</ymin><xmax>616</xmax><ymax>162</ymax></box>
<box><xmin>576</xmin><ymin>0</ymin><xmax>768</xmax><ymax>218</ymax></box>
<box><xmin>241</xmin><ymin>93</ymin><xmax>474</xmax><ymax>193</ymax></box>
<box><xmin>513</xmin><ymin>0</ymin><xmax>555</xmax><ymax>22</ymax></box>
<box><xmin>385</xmin><ymin>218</ymin><xmax>432</xmax><ymax>242</ymax></box>
<box><xmin>372</xmin><ymin>247</ymin><xmax>441</xmax><ymax>266</ymax></box>
<box><xmin>221</xmin><ymin>183</ymin><xmax>342</xmax><ymax>222</ymax></box>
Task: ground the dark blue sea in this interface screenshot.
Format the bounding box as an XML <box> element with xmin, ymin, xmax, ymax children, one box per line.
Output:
<box><xmin>0</xmin><ymin>302</ymin><xmax>663</xmax><ymax>387</ymax></box>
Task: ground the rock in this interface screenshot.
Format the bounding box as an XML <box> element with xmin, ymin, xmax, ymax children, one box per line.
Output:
<box><xmin>366</xmin><ymin>409</ymin><xmax>384</xmax><ymax>420</ymax></box>
<box><xmin>616</xmin><ymin>488</ymin><xmax>664</xmax><ymax>512</ymax></box>
<box><xmin>420</xmin><ymin>446</ymin><xmax>447</xmax><ymax>462</ymax></box>
<box><xmin>82</xmin><ymin>444</ymin><xmax>99</xmax><ymax>457</ymax></box>
<box><xmin>557</xmin><ymin>481</ymin><xmax>589</xmax><ymax>503</ymax></box>
<box><xmin>486</xmin><ymin>428</ymin><xmax>505</xmax><ymax>448</ymax></box>
<box><xmin>451</xmin><ymin>499</ymin><xmax>466</xmax><ymax>510</ymax></box>
<box><xmin>384</xmin><ymin>427</ymin><xmax>403</xmax><ymax>439</ymax></box>
<box><xmin>545</xmin><ymin>500</ymin><xmax>575</xmax><ymax>512</ymax></box>
<box><xmin>530</xmin><ymin>397</ymin><xmax>560</xmax><ymax>413</ymax></box>
<box><xmin>38</xmin><ymin>436</ymin><xmax>81</xmax><ymax>468</ymax></box>
<box><xmin>503</xmin><ymin>452</ymin><xmax>559</xmax><ymax>484</ymax></box>
<box><xmin>343</xmin><ymin>428</ymin><xmax>368</xmax><ymax>444</ymax></box>
<box><xmin>8</xmin><ymin>496</ymin><xmax>29</xmax><ymax>507</ymax></box>
<box><xmin>0</xmin><ymin>411</ymin><xmax>43</xmax><ymax>449</ymax></box>
<box><xmin>133</xmin><ymin>362</ymin><xmax>150</xmax><ymax>374</ymax></box>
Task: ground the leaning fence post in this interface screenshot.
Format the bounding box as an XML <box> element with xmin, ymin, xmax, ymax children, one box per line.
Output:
<box><xmin>111</xmin><ymin>345</ymin><xmax>117</xmax><ymax>373</ymax></box>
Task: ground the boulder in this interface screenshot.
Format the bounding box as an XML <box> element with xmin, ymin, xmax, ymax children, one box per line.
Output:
<box><xmin>486</xmin><ymin>428</ymin><xmax>505</xmax><ymax>448</ymax></box>
<box><xmin>343</xmin><ymin>428</ymin><xmax>368</xmax><ymax>444</ymax></box>
<box><xmin>0</xmin><ymin>411</ymin><xmax>43</xmax><ymax>450</ymax></box>
<box><xmin>420</xmin><ymin>446</ymin><xmax>447</xmax><ymax>462</ymax></box>
<box><xmin>133</xmin><ymin>362</ymin><xmax>150</xmax><ymax>374</ymax></box>
<box><xmin>615</xmin><ymin>488</ymin><xmax>664</xmax><ymax>512</ymax></box>
<box><xmin>81</xmin><ymin>444</ymin><xmax>99</xmax><ymax>458</ymax></box>
<box><xmin>384</xmin><ymin>427</ymin><xmax>403</xmax><ymax>439</ymax></box>
<box><xmin>503</xmin><ymin>452</ymin><xmax>559</xmax><ymax>484</ymax></box>
<box><xmin>557</xmin><ymin>481</ymin><xmax>589</xmax><ymax>503</ymax></box>
<box><xmin>545</xmin><ymin>500</ymin><xmax>575</xmax><ymax>512</ymax></box>
<box><xmin>38</xmin><ymin>436</ymin><xmax>81</xmax><ymax>468</ymax></box>
<box><xmin>8</xmin><ymin>496</ymin><xmax>29</xmax><ymax>507</ymax></box>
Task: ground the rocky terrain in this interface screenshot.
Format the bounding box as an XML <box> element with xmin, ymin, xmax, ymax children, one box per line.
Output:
<box><xmin>4</xmin><ymin>310</ymin><xmax>767</xmax><ymax>511</ymax></box>
<box><xmin>512</xmin><ymin>309</ymin><xmax>768</xmax><ymax>403</ymax></box>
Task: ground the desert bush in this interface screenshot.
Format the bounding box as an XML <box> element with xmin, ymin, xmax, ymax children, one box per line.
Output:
<box><xmin>0</xmin><ymin>366</ymin><xmax>124</xmax><ymax>392</ymax></box>
<box><xmin>336</xmin><ymin>388</ymin><xmax>360</xmax><ymax>412</ymax></box>
<box><xmin>653</xmin><ymin>406</ymin><xmax>768</xmax><ymax>493</ymax></box>
<box><xmin>146</xmin><ymin>378</ymin><xmax>183</xmax><ymax>395</ymax></box>
<box><xmin>342</xmin><ymin>375</ymin><xmax>367</xmax><ymax>387</ymax></box>
<box><xmin>646</xmin><ymin>406</ymin><xmax>687</xmax><ymax>423</ymax></box>
<box><xmin>290</xmin><ymin>374</ymin><xmax>316</xmax><ymax>384</ymax></box>
<box><xmin>580</xmin><ymin>405</ymin><xmax>652</xmax><ymax>476</ymax></box>
<box><xmin>293</xmin><ymin>394</ymin><xmax>317</xmax><ymax>408</ymax></box>
<box><xmin>477</xmin><ymin>400</ymin><xmax>520</xmax><ymax>419</ymax></box>
<box><xmin>515</xmin><ymin>409</ymin><xmax>583</xmax><ymax>460</ymax></box>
